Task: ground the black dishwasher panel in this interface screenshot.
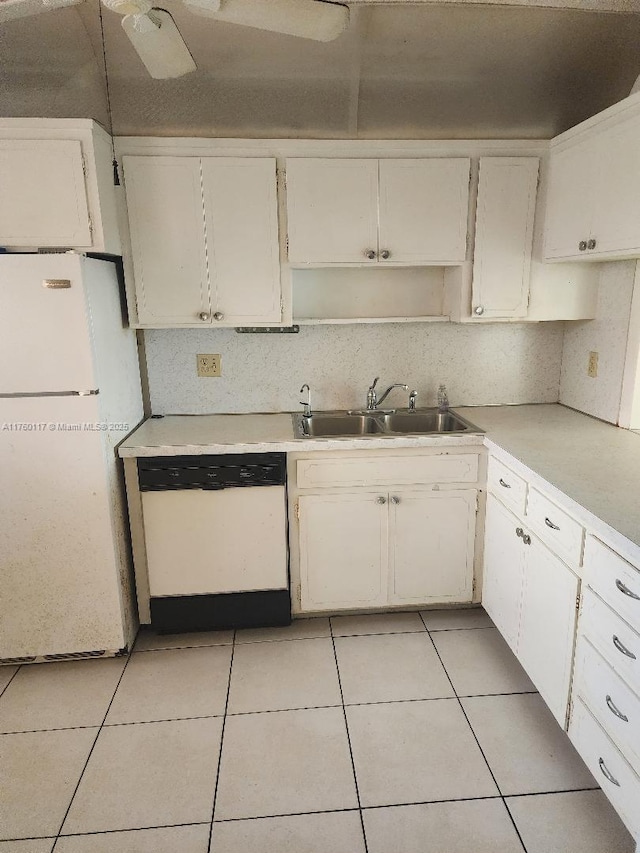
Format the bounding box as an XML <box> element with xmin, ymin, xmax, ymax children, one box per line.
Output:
<box><xmin>138</xmin><ymin>452</ymin><xmax>286</xmax><ymax>491</ymax></box>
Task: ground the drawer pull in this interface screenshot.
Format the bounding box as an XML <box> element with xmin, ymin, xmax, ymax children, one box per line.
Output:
<box><xmin>605</xmin><ymin>694</ymin><xmax>629</xmax><ymax>722</ymax></box>
<box><xmin>544</xmin><ymin>517</ymin><xmax>560</xmax><ymax>530</ymax></box>
<box><xmin>499</xmin><ymin>478</ymin><xmax>511</xmax><ymax>489</ymax></box>
<box><xmin>598</xmin><ymin>757</ymin><xmax>621</xmax><ymax>787</ymax></box>
<box><xmin>616</xmin><ymin>579</ymin><xmax>640</xmax><ymax>601</ymax></box>
<box><xmin>612</xmin><ymin>635</ymin><xmax>637</xmax><ymax>660</ymax></box>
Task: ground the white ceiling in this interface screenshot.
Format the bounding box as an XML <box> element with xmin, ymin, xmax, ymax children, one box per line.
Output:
<box><xmin>1</xmin><ymin>0</ymin><xmax>640</xmax><ymax>138</ymax></box>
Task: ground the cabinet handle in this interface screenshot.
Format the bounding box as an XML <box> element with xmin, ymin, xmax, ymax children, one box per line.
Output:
<box><xmin>198</xmin><ymin>312</ymin><xmax>210</xmax><ymax>321</ymax></box>
<box><xmin>499</xmin><ymin>478</ymin><xmax>511</xmax><ymax>489</ymax></box>
<box><xmin>474</xmin><ymin>305</ymin><xmax>485</xmax><ymax>316</ymax></box>
<box><xmin>598</xmin><ymin>757</ymin><xmax>621</xmax><ymax>787</ymax></box>
<box><xmin>213</xmin><ymin>312</ymin><xmax>224</xmax><ymax>321</ymax></box>
<box><xmin>380</xmin><ymin>249</ymin><xmax>391</xmax><ymax>260</ymax></box>
<box><xmin>578</xmin><ymin>241</ymin><xmax>587</xmax><ymax>252</ymax></box>
<box><xmin>516</xmin><ymin>527</ymin><xmax>524</xmax><ymax>538</ymax></box>
<box><xmin>616</xmin><ymin>579</ymin><xmax>640</xmax><ymax>601</ymax></box>
<box><xmin>544</xmin><ymin>517</ymin><xmax>560</xmax><ymax>531</ymax></box>
<box><xmin>376</xmin><ymin>496</ymin><xmax>387</xmax><ymax>505</ymax></box>
<box><xmin>522</xmin><ymin>533</ymin><xmax>532</xmax><ymax>545</ymax></box>
<box><xmin>612</xmin><ymin>635</ymin><xmax>637</xmax><ymax>660</ymax></box>
<box><xmin>587</xmin><ymin>238</ymin><xmax>597</xmax><ymax>250</ymax></box>
<box><xmin>364</xmin><ymin>249</ymin><xmax>376</xmax><ymax>260</ymax></box>
<box><xmin>390</xmin><ymin>495</ymin><xmax>400</xmax><ymax>504</ymax></box>
<box><xmin>605</xmin><ymin>694</ymin><xmax>629</xmax><ymax>722</ymax></box>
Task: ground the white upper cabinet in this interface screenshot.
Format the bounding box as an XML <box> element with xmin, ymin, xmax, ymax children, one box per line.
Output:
<box><xmin>544</xmin><ymin>99</ymin><xmax>640</xmax><ymax>261</ymax></box>
<box><xmin>286</xmin><ymin>159</ymin><xmax>379</xmax><ymax>264</ymax></box>
<box><xmin>0</xmin><ymin>119</ymin><xmax>120</xmax><ymax>253</ymax></box>
<box><xmin>378</xmin><ymin>159</ymin><xmax>470</xmax><ymax>263</ymax></box>
<box><xmin>201</xmin><ymin>158</ymin><xmax>282</xmax><ymax>325</ymax></box>
<box><xmin>123</xmin><ymin>155</ymin><xmax>282</xmax><ymax>328</ymax></box>
<box><xmin>123</xmin><ymin>156</ymin><xmax>210</xmax><ymax>327</ymax></box>
<box><xmin>285</xmin><ymin>157</ymin><xmax>470</xmax><ymax>266</ymax></box>
<box><xmin>471</xmin><ymin>157</ymin><xmax>539</xmax><ymax>319</ymax></box>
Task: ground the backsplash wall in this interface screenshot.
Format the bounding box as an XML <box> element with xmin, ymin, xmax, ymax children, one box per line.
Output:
<box><xmin>145</xmin><ymin>322</ymin><xmax>565</xmax><ymax>415</ymax></box>
<box><xmin>559</xmin><ymin>261</ymin><xmax>637</xmax><ymax>425</ymax></box>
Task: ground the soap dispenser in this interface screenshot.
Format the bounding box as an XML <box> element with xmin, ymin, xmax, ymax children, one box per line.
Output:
<box><xmin>437</xmin><ymin>384</ymin><xmax>449</xmax><ymax>413</ymax></box>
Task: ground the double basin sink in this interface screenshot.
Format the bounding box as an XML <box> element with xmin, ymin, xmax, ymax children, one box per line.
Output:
<box><xmin>292</xmin><ymin>408</ymin><xmax>483</xmax><ymax>439</ymax></box>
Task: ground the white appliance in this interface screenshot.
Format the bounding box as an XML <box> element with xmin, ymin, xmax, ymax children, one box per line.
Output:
<box><xmin>0</xmin><ymin>254</ymin><xmax>144</xmax><ymax>663</ymax></box>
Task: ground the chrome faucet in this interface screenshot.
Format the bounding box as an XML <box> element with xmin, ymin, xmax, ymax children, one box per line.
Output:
<box><xmin>366</xmin><ymin>377</ymin><xmax>409</xmax><ymax>411</ymax></box>
<box><xmin>408</xmin><ymin>390</ymin><xmax>418</xmax><ymax>411</ymax></box>
<box><xmin>300</xmin><ymin>384</ymin><xmax>312</xmax><ymax>418</ymax></box>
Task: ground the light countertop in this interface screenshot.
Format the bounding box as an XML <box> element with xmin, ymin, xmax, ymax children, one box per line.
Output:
<box><xmin>119</xmin><ymin>404</ymin><xmax>640</xmax><ymax>554</ymax></box>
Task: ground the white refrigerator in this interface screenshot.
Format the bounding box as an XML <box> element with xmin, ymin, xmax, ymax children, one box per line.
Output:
<box><xmin>0</xmin><ymin>254</ymin><xmax>144</xmax><ymax>663</ymax></box>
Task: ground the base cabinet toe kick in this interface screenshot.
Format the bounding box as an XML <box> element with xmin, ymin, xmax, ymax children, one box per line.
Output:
<box><xmin>482</xmin><ymin>452</ymin><xmax>640</xmax><ymax>844</ymax></box>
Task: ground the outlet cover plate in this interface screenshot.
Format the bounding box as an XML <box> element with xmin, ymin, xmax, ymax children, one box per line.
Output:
<box><xmin>197</xmin><ymin>353</ymin><xmax>222</xmax><ymax>377</ymax></box>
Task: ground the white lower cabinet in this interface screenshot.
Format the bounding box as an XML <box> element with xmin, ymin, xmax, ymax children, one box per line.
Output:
<box><xmin>389</xmin><ymin>489</ymin><xmax>476</xmax><ymax>605</ymax></box>
<box><xmin>291</xmin><ymin>449</ymin><xmax>481</xmax><ymax>615</ymax></box>
<box><xmin>483</xmin><ymin>492</ymin><xmax>579</xmax><ymax>727</ymax></box>
<box><xmin>298</xmin><ymin>492</ymin><xmax>388</xmax><ymax>611</ymax></box>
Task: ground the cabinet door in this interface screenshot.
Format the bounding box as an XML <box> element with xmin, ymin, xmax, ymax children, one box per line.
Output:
<box><xmin>0</xmin><ymin>139</ymin><xmax>91</xmax><ymax>248</ymax></box>
<box><xmin>543</xmin><ymin>139</ymin><xmax>596</xmax><ymax>260</ymax></box>
<box><xmin>389</xmin><ymin>489</ymin><xmax>476</xmax><ymax>605</ymax></box>
<box><xmin>590</xmin><ymin>113</ymin><xmax>640</xmax><ymax>256</ymax></box>
<box><xmin>123</xmin><ymin>156</ymin><xmax>210</xmax><ymax>326</ymax></box>
<box><xmin>519</xmin><ymin>535</ymin><xmax>579</xmax><ymax>727</ymax></box>
<box><xmin>472</xmin><ymin>158</ymin><xmax>538</xmax><ymax>319</ymax></box>
<box><xmin>202</xmin><ymin>158</ymin><xmax>282</xmax><ymax>325</ymax></box>
<box><xmin>298</xmin><ymin>492</ymin><xmax>388</xmax><ymax>611</ymax></box>
<box><xmin>378</xmin><ymin>159</ymin><xmax>470</xmax><ymax>263</ymax></box>
<box><xmin>482</xmin><ymin>495</ymin><xmax>525</xmax><ymax>651</ymax></box>
<box><xmin>285</xmin><ymin>159</ymin><xmax>379</xmax><ymax>264</ymax></box>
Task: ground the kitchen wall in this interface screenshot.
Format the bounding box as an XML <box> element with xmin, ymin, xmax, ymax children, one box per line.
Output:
<box><xmin>145</xmin><ymin>322</ymin><xmax>564</xmax><ymax>415</ymax></box>
<box><xmin>559</xmin><ymin>261</ymin><xmax>637</xmax><ymax>424</ymax></box>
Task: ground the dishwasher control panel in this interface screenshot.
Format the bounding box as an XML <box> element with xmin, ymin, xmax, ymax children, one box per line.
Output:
<box><xmin>137</xmin><ymin>452</ymin><xmax>286</xmax><ymax>491</ymax></box>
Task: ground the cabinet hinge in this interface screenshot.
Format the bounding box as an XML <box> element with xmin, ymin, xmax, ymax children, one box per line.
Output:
<box><xmin>472</xmin><ymin>576</ymin><xmax>477</xmax><ymax>596</ymax></box>
<box><xmin>280</xmin><ymin>297</ymin><xmax>285</xmax><ymax>319</ymax></box>
<box><xmin>81</xmin><ymin>153</ymin><xmax>87</xmax><ymax>177</ymax></box>
<box><xmin>285</xmin><ymin>234</ymin><xmax>289</xmax><ymax>254</ymax></box>
<box><xmin>88</xmin><ymin>216</ymin><xmax>94</xmax><ymax>238</ymax></box>
<box><xmin>294</xmin><ymin>501</ymin><xmax>300</xmax><ymax>521</ymax></box>
<box><xmin>576</xmin><ymin>593</ymin><xmax>581</xmax><ymax>612</ymax></box>
<box><xmin>296</xmin><ymin>583</ymin><xmax>301</xmax><ymax>603</ymax></box>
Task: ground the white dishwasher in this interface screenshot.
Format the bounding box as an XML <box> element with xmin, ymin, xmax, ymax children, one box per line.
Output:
<box><xmin>138</xmin><ymin>453</ymin><xmax>290</xmax><ymax>631</ymax></box>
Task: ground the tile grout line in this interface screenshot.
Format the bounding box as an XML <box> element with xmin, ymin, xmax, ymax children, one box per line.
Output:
<box><xmin>51</xmin><ymin>652</ymin><xmax>135</xmax><ymax>850</ymax></box>
<box><xmin>207</xmin><ymin>629</ymin><xmax>236</xmax><ymax>853</ymax></box>
<box><xmin>329</xmin><ymin>617</ymin><xmax>370</xmax><ymax>853</ymax></box>
<box><xmin>418</xmin><ymin>612</ymin><xmax>530</xmax><ymax>853</ymax></box>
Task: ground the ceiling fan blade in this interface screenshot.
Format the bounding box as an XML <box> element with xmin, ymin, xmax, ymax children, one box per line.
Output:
<box><xmin>183</xmin><ymin>0</ymin><xmax>349</xmax><ymax>42</ymax></box>
<box><xmin>0</xmin><ymin>0</ymin><xmax>83</xmax><ymax>24</ymax></box>
<box><xmin>121</xmin><ymin>9</ymin><xmax>196</xmax><ymax>79</ymax></box>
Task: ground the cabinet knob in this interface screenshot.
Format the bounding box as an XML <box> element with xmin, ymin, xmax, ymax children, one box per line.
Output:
<box><xmin>578</xmin><ymin>241</ymin><xmax>587</xmax><ymax>252</ymax></box>
<box><xmin>376</xmin><ymin>496</ymin><xmax>387</xmax><ymax>505</ymax></box>
<box><xmin>364</xmin><ymin>249</ymin><xmax>376</xmax><ymax>260</ymax></box>
<box><xmin>198</xmin><ymin>312</ymin><xmax>210</xmax><ymax>321</ymax></box>
<box><xmin>516</xmin><ymin>527</ymin><xmax>524</xmax><ymax>538</ymax></box>
<box><xmin>390</xmin><ymin>495</ymin><xmax>400</xmax><ymax>504</ymax></box>
<box><xmin>522</xmin><ymin>533</ymin><xmax>532</xmax><ymax>545</ymax></box>
<box><xmin>380</xmin><ymin>249</ymin><xmax>391</xmax><ymax>260</ymax></box>
<box><xmin>213</xmin><ymin>312</ymin><xmax>224</xmax><ymax>321</ymax></box>
<box><xmin>474</xmin><ymin>305</ymin><xmax>484</xmax><ymax>316</ymax></box>
<box><xmin>587</xmin><ymin>238</ymin><xmax>597</xmax><ymax>250</ymax></box>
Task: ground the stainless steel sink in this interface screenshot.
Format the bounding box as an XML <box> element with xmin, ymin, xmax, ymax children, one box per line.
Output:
<box><xmin>296</xmin><ymin>413</ymin><xmax>384</xmax><ymax>437</ymax></box>
<box><xmin>292</xmin><ymin>408</ymin><xmax>483</xmax><ymax>439</ymax></box>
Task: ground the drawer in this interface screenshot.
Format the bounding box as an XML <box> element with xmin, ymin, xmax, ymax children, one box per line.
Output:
<box><xmin>585</xmin><ymin>536</ymin><xmax>640</xmax><ymax>634</ymax></box>
<box><xmin>296</xmin><ymin>453</ymin><xmax>479</xmax><ymax>490</ymax></box>
<box><xmin>570</xmin><ymin>698</ymin><xmax>640</xmax><ymax>839</ymax></box>
<box><xmin>580</xmin><ymin>589</ymin><xmax>640</xmax><ymax>697</ymax></box>
<box><xmin>487</xmin><ymin>456</ymin><xmax>527</xmax><ymax>516</ymax></box>
<box><xmin>525</xmin><ymin>486</ymin><xmax>584</xmax><ymax>567</ymax></box>
<box><xmin>574</xmin><ymin>635</ymin><xmax>640</xmax><ymax>776</ymax></box>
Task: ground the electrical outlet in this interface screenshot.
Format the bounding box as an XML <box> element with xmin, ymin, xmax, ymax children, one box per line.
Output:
<box><xmin>196</xmin><ymin>354</ymin><xmax>221</xmax><ymax>377</ymax></box>
<box><xmin>587</xmin><ymin>351</ymin><xmax>598</xmax><ymax>379</ymax></box>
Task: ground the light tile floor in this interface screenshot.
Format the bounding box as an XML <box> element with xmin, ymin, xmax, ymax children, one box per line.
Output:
<box><xmin>0</xmin><ymin>608</ymin><xmax>636</xmax><ymax>852</ymax></box>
